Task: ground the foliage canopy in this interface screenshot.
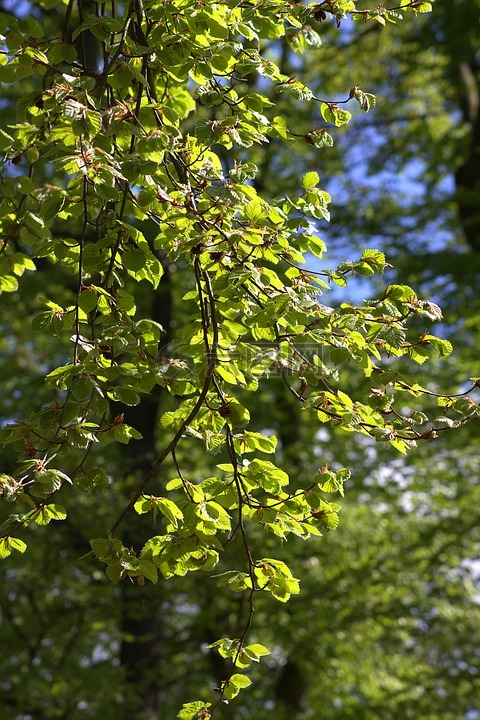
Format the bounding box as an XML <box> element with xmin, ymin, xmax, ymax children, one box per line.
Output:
<box><xmin>0</xmin><ymin>0</ymin><xmax>479</xmax><ymax>717</ymax></box>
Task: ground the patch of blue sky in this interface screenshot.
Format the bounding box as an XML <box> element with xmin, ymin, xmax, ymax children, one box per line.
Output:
<box><xmin>2</xmin><ymin>0</ymin><xmax>31</xmax><ymax>17</ymax></box>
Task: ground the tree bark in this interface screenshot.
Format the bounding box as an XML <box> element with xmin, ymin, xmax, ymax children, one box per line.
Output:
<box><xmin>117</xmin><ymin>255</ymin><xmax>173</xmax><ymax>719</ymax></box>
<box><xmin>454</xmin><ymin>60</ymin><xmax>480</xmax><ymax>252</ymax></box>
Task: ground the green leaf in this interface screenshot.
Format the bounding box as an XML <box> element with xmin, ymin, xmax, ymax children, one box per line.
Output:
<box><xmin>77</xmin><ymin>290</ymin><xmax>98</xmax><ymax>313</ymax></box>
<box><xmin>255</xmin><ymin>558</ymin><xmax>300</xmax><ymax>602</ymax></box>
<box><xmin>48</xmin><ymin>42</ymin><xmax>77</xmax><ymax>63</ymax></box>
<box><xmin>76</xmin><ymin>467</ymin><xmax>109</xmax><ymax>496</ymax></box>
<box><xmin>198</xmin><ymin>502</ymin><xmax>231</xmax><ymax>531</ymax></box>
<box><xmin>177</xmin><ymin>701</ymin><xmax>211</xmax><ymax>720</ymax></box>
<box><xmin>31</xmin><ymin>470</ymin><xmax>71</xmax><ymax>498</ymax></box>
<box><xmin>230</xmin><ymin>673</ymin><xmax>252</xmax><ymax>688</ymax></box>
<box><xmin>0</xmin><ymin>275</ymin><xmax>19</xmax><ymax>293</ymax></box>
<box><xmin>0</xmin><ymin>538</ymin><xmax>12</xmax><ymax>560</ymax></box>
<box><xmin>16</xmin><ymin>176</ymin><xmax>36</xmax><ymax>194</ymax></box>
<box><xmin>8</xmin><ymin>536</ymin><xmax>27</xmax><ymax>554</ymax></box>
<box><xmin>0</xmin><ymin>536</ymin><xmax>27</xmax><ymax>559</ymax></box>
<box><xmin>157</xmin><ymin>497</ymin><xmax>184</xmax><ymax>527</ymax></box>
<box><xmin>236</xmin><ymin>431</ymin><xmax>277</xmax><ymax>454</ymax></box>
<box><xmin>320</xmin><ymin>103</ymin><xmax>352</xmax><ymax>127</ymax></box>
<box><xmin>244</xmin><ymin>459</ymin><xmax>289</xmax><ymax>494</ymax></box>
<box><xmin>90</xmin><ymin>538</ymin><xmax>125</xmax><ymax>565</ymax></box>
<box><xmin>31</xmin><ymin>504</ymin><xmax>67</xmax><ymax>525</ymax></box>
<box><xmin>411</xmin><ymin>2</ymin><xmax>432</xmax><ymax>12</ymax></box>
<box><xmin>223</xmin><ymin>673</ymin><xmax>252</xmax><ymax>699</ymax></box>
<box><xmin>302</xmin><ymin>171</ymin><xmax>320</xmax><ymax>189</ymax></box>
<box><xmin>122</xmin><ymin>250</ymin><xmax>146</xmax><ymax>272</ymax></box>
<box><xmin>219</xmin><ymin>399</ymin><xmax>250</xmax><ymax>428</ymax></box>
<box><xmin>330</xmin><ymin>347</ymin><xmax>350</xmax><ymax>365</ymax></box>
<box><xmin>352</xmin><ymin>86</ymin><xmax>376</xmax><ymax>112</ymax></box>
<box><xmin>215</xmin><ymin>571</ymin><xmax>252</xmax><ymax>592</ymax></box>
<box><xmin>106</xmin><ymin>562</ymin><xmax>124</xmax><ymax>583</ymax></box>
<box><xmin>244</xmin><ymin>643</ymin><xmax>270</xmax><ymax>660</ymax></box>
<box><xmin>135</xmin><ymin>496</ymin><xmax>184</xmax><ymax>529</ymax></box>
<box><xmin>137</xmin><ymin>558</ymin><xmax>158</xmax><ymax>584</ymax></box>
<box><xmin>112</xmin><ymin>386</ymin><xmax>141</xmax><ymax>406</ymax></box>
<box><xmin>270</xmin><ymin>115</ymin><xmax>289</xmax><ymax>139</ymax></box>
<box><xmin>0</xmin><ymin>128</ymin><xmax>14</xmax><ymax>151</ymax></box>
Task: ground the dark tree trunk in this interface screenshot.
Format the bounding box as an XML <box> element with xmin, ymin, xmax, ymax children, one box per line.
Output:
<box><xmin>116</xmin><ymin>256</ymin><xmax>173</xmax><ymax>719</ymax></box>
<box><xmin>275</xmin><ymin>659</ymin><xmax>308</xmax><ymax>713</ymax></box>
<box><xmin>454</xmin><ymin>60</ymin><xmax>480</xmax><ymax>252</ymax></box>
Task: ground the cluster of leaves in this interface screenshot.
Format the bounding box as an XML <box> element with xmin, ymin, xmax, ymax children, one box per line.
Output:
<box><xmin>0</xmin><ymin>0</ymin><xmax>478</xmax><ymax>715</ymax></box>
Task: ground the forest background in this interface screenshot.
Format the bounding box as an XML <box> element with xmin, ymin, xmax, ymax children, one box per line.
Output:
<box><xmin>0</xmin><ymin>1</ymin><xmax>479</xmax><ymax>719</ymax></box>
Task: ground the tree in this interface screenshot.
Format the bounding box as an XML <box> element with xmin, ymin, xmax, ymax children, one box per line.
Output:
<box><xmin>0</xmin><ymin>1</ymin><xmax>478</xmax><ymax>718</ymax></box>
<box><xmin>264</xmin><ymin>4</ymin><xmax>480</xmax><ymax>717</ymax></box>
